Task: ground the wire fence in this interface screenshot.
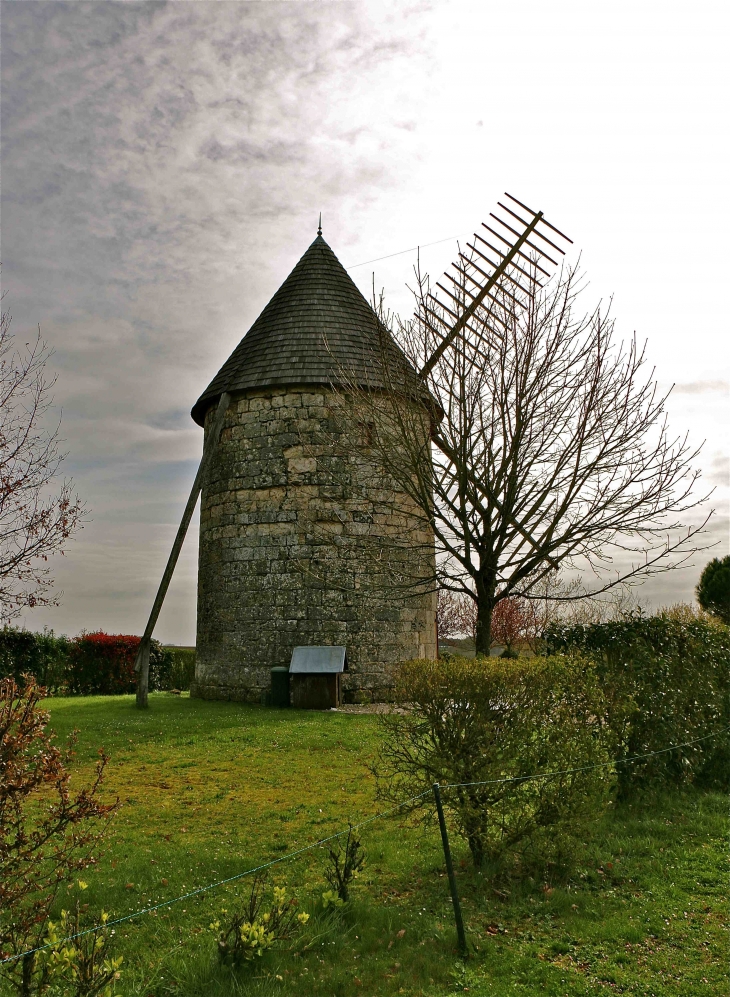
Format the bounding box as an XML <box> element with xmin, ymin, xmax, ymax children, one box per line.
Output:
<box><xmin>2</xmin><ymin>726</ymin><xmax>726</xmax><ymax>967</ymax></box>
<box><xmin>442</xmin><ymin>727</ymin><xmax>723</xmax><ymax>789</ymax></box>
<box><xmin>0</xmin><ymin>791</ymin><xmax>430</xmax><ymax>967</ymax></box>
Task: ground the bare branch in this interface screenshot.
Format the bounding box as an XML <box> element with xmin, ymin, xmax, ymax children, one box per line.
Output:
<box><xmin>0</xmin><ymin>302</ymin><xmax>85</xmax><ymax>620</ymax></box>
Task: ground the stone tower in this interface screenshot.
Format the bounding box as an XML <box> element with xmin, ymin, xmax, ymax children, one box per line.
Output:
<box><xmin>190</xmin><ymin>232</ymin><xmax>437</xmax><ymax>703</ymax></box>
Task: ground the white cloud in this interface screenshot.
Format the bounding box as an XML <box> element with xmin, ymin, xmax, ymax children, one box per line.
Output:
<box><xmin>672</xmin><ymin>381</ymin><xmax>729</xmax><ymax>395</ymax></box>
<box><xmin>3</xmin><ymin>0</ymin><xmax>727</xmax><ymax>641</ymax></box>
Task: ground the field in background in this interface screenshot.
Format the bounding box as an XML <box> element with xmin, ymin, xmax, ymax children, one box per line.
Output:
<box><xmin>13</xmin><ymin>694</ymin><xmax>725</xmax><ymax>997</ymax></box>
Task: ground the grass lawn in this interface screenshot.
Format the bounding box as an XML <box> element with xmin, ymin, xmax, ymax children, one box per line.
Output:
<box><xmin>6</xmin><ymin>693</ymin><xmax>725</xmax><ymax>997</ymax></box>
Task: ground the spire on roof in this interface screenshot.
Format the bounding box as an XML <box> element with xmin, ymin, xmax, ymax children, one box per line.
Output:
<box><xmin>317</xmin><ymin>212</ymin><xmax>322</xmax><ymax>236</ymax></box>
<box><xmin>191</xmin><ymin>231</ymin><xmax>424</xmax><ymax>427</ymax></box>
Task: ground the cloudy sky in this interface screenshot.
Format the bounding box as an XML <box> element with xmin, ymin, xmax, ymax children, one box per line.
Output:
<box><xmin>2</xmin><ymin>0</ymin><xmax>727</xmax><ymax>644</ymax></box>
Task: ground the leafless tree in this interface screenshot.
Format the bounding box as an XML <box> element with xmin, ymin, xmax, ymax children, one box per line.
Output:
<box><xmin>334</xmin><ymin>258</ymin><xmax>711</xmax><ymax>656</ymax></box>
<box><xmin>436</xmin><ymin>588</ymin><xmax>476</xmax><ymax>642</ymax></box>
<box><xmin>0</xmin><ymin>302</ymin><xmax>84</xmax><ymax>621</ymax></box>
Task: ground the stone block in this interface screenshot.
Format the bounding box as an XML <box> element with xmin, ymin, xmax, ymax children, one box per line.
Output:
<box><xmin>287</xmin><ymin>456</ymin><xmax>317</xmax><ymax>474</ymax></box>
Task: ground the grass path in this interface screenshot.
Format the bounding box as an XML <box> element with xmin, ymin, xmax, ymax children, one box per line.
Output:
<box><xmin>8</xmin><ymin>693</ymin><xmax>724</xmax><ymax>996</ymax></box>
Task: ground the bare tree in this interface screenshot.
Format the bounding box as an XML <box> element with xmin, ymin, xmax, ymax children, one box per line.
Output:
<box><xmin>0</xmin><ymin>303</ymin><xmax>84</xmax><ymax>621</ymax></box>
<box><xmin>335</xmin><ymin>257</ymin><xmax>711</xmax><ymax>656</ymax></box>
<box><xmin>436</xmin><ymin>588</ymin><xmax>476</xmax><ymax>642</ymax></box>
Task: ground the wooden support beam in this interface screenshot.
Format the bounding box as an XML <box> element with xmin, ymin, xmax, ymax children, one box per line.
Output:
<box><xmin>135</xmin><ymin>392</ymin><xmax>231</xmax><ymax>708</ymax></box>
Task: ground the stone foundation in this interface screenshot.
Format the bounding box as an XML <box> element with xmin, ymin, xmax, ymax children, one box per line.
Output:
<box><xmin>193</xmin><ymin>386</ymin><xmax>437</xmax><ymax>703</ymax></box>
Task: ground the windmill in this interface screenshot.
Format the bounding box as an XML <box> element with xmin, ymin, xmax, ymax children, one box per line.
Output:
<box><xmin>133</xmin><ymin>194</ymin><xmax>572</xmax><ymax>707</ymax></box>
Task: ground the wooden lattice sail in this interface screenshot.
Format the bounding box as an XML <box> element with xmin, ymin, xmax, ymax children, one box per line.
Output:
<box><xmin>419</xmin><ymin>193</ymin><xmax>572</xmax><ymax>379</ymax></box>
<box><xmin>413</xmin><ymin>195</ymin><xmax>572</xmax><ymax>568</ymax></box>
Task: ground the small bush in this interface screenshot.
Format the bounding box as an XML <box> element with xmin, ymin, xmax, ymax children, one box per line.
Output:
<box><xmin>322</xmin><ymin>825</ymin><xmax>365</xmax><ymax>903</ymax></box>
<box><xmin>544</xmin><ymin>609</ymin><xmax>730</xmax><ymax>793</ymax></box>
<box><xmin>212</xmin><ymin>873</ymin><xmax>308</xmax><ymax>966</ymax></box>
<box><xmin>375</xmin><ymin>654</ymin><xmax>615</xmax><ymax>873</ymax></box>
<box><xmin>42</xmin><ymin>883</ymin><xmax>122</xmax><ymax>997</ymax></box>
<box><xmin>0</xmin><ymin>678</ymin><xmax>116</xmax><ymax>994</ymax></box>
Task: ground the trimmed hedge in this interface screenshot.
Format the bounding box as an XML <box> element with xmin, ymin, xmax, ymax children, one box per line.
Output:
<box><xmin>0</xmin><ymin>628</ymin><xmax>70</xmax><ymax>692</ymax></box>
<box><xmin>164</xmin><ymin>647</ymin><xmax>196</xmax><ymax>691</ymax></box>
<box><xmin>67</xmin><ymin>632</ymin><xmax>139</xmax><ymax>695</ymax></box>
<box><xmin>66</xmin><ymin>632</ymin><xmax>175</xmax><ymax>695</ymax></box>
<box><xmin>0</xmin><ymin>629</ymin><xmax>176</xmax><ymax>695</ymax></box>
<box><xmin>544</xmin><ymin>610</ymin><xmax>730</xmax><ymax>792</ymax></box>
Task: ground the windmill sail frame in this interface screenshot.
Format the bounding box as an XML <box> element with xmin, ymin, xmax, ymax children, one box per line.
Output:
<box><xmin>417</xmin><ymin>194</ymin><xmax>573</xmax><ymax>569</ymax></box>
<box><xmin>418</xmin><ymin>193</ymin><xmax>572</xmax><ymax>380</ymax></box>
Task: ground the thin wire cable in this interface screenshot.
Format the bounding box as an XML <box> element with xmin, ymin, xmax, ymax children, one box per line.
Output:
<box><xmin>346</xmin><ymin>234</ymin><xmax>466</xmax><ymax>270</ymax></box>
<box><xmin>440</xmin><ymin>727</ymin><xmax>726</xmax><ymax>791</ymax></box>
<box><xmin>0</xmin><ymin>790</ymin><xmax>430</xmax><ymax>967</ymax></box>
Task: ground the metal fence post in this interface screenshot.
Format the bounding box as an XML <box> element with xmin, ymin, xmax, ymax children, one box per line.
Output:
<box><xmin>432</xmin><ymin>782</ymin><xmax>467</xmax><ymax>957</ymax></box>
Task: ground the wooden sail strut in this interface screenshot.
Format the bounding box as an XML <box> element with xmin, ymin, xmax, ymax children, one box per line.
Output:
<box><xmin>134</xmin><ymin>391</ymin><xmax>231</xmax><ymax>708</ymax></box>
<box><xmin>420</xmin><ymin>196</ymin><xmax>571</xmax><ymax>568</ymax></box>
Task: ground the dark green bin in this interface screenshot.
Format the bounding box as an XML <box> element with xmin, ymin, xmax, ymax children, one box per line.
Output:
<box><xmin>270</xmin><ymin>667</ymin><xmax>290</xmax><ymax>708</ymax></box>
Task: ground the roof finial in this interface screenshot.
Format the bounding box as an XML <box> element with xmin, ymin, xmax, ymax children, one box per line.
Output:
<box><xmin>317</xmin><ymin>213</ymin><xmax>322</xmax><ymax>236</ymax></box>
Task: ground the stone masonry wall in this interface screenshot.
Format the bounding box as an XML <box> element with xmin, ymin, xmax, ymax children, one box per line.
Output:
<box><xmin>192</xmin><ymin>386</ymin><xmax>437</xmax><ymax>703</ymax></box>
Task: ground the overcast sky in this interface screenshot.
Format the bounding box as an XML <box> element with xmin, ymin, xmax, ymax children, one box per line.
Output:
<box><xmin>2</xmin><ymin>0</ymin><xmax>727</xmax><ymax>644</ymax></box>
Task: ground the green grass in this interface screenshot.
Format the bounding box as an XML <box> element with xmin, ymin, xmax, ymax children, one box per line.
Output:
<box><xmin>6</xmin><ymin>693</ymin><xmax>726</xmax><ymax>996</ymax></box>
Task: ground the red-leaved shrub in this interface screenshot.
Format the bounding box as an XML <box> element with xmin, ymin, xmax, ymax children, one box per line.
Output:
<box><xmin>65</xmin><ymin>633</ymin><xmax>174</xmax><ymax>695</ymax></box>
<box><xmin>66</xmin><ymin>632</ymin><xmax>140</xmax><ymax>695</ymax></box>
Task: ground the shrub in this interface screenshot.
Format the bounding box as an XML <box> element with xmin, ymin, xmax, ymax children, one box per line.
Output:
<box><xmin>696</xmin><ymin>556</ymin><xmax>730</xmax><ymax>625</ymax></box>
<box><xmin>375</xmin><ymin>654</ymin><xmax>615</xmax><ymax>873</ymax></box>
<box><xmin>544</xmin><ymin>609</ymin><xmax>730</xmax><ymax>793</ymax></box>
<box><xmin>66</xmin><ymin>633</ymin><xmax>172</xmax><ymax>696</ymax></box>
<box><xmin>0</xmin><ymin>628</ymin><xmax>70</xmax><ymax>692</ymax></box>
<box><xmin>322</xmin><ymin>825</ymin><xmax>365</xmax><ymax>903</ymax></box>
<box><xmin>162</xmin><ymin>647</ymin><xmax>196</xmax><ymax>691</ymax></box>
<box><xmin>42</xmin><ymin>883</ymin><xmax>122</xmax><ymax>997</ymax></box>
<box><xmin>66</xmin><ymin>633</ymin><xmax>136</xmax><ymax>695</ymax></box>
<box><xmin>148</xmin><ymin>642</ymin><xmax>174</xmax><ymax>693</ymax></box>
<box><xmin>0</xmin><ymin>678</ymin><xmax>117</xmax><ymax>995</ymax></box>
<box><xmin>212</xmin><ymin>873</ymin><xmax>308</xmax><ymax>966</ymax></box>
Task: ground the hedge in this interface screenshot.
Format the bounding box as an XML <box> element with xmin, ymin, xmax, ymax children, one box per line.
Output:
<box><xmin>0</xmin><ymin>629</ymin><xmax>179</xmax><ymax>695</ymax></box>
<box><xmin>66</xmin><ymin>632</ymin><xmax>174</xmax><ymax>695</ymax></box>
<box><xmin>543</xmin><ymin>609</ymin><xmax>730</xmax><ymax>792</ymax></box>
<box><xmin>0</xmin><ymin>628</ymin><xmax>70</xmax><ymax>692</ymax></box>
<box><xmin>165</xmin><ymin>647</ymin><xmax>196</xmax><ymax>691</ymax></box>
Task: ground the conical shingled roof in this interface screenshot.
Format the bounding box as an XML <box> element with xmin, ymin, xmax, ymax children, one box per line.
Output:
<box><xmin>191</xmin><ymin>234</ymin><xmax>421</xmax><ymax>426</ymax></box>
